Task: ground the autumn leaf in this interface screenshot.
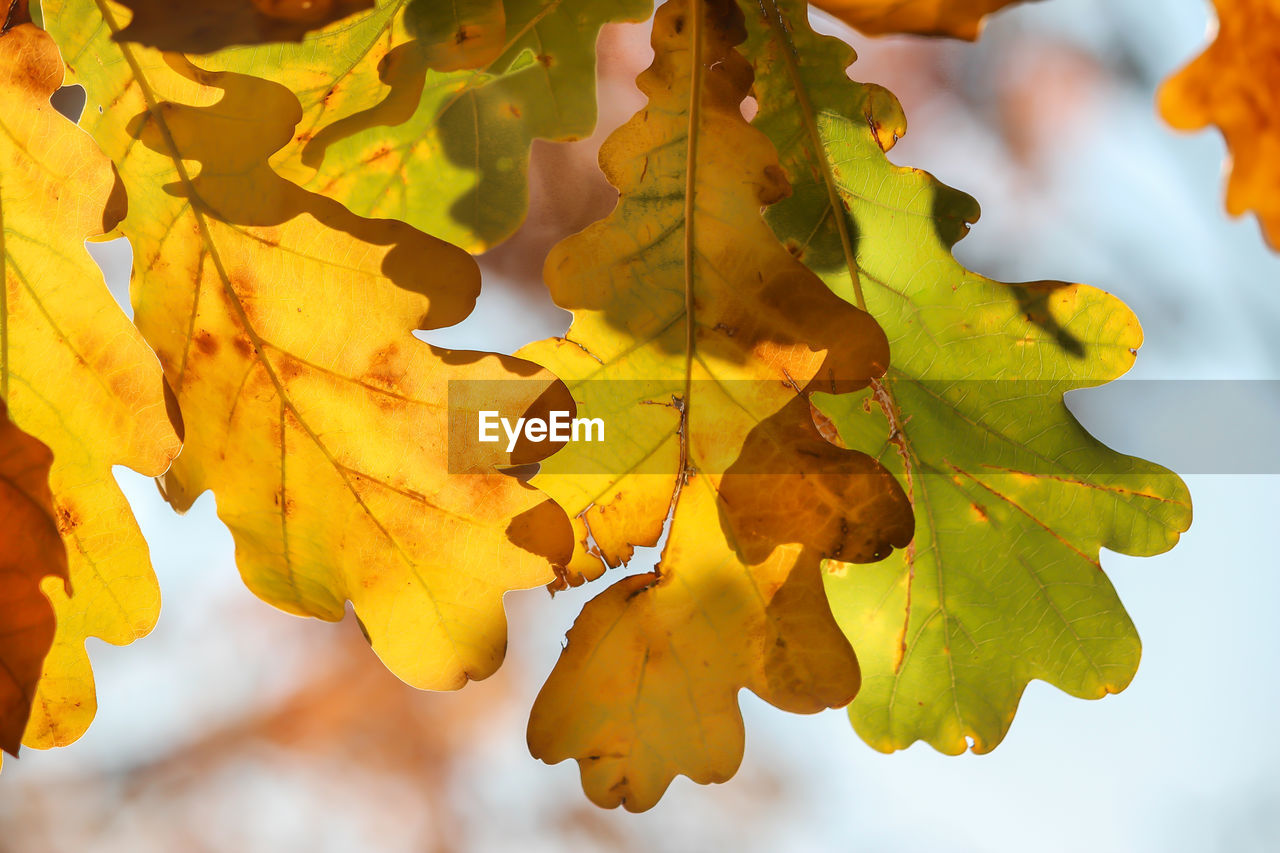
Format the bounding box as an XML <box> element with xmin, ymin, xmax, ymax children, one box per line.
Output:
<box><xmin>0</xmin><ymin>23</ymin><xmax>181</xmax><ymax>749</ymax></box>
<box><xmin>49</xmin><ymin>0</ymin><xmax>651</xmax><ymax>251</ymax></box>
<box><xmin>809</xmin><ymin>0</ymin><xmax>1036</xmax><ymax>39</ymax></box>
<box><xmin>137</xmin><ymin>0</ymin><xmax>654</xmax><ymax>253</ymax></box>
<box><xmin>521</xmin><ymin>0</ymin><xmax>912</xmax><ymax>811</ymax></box>
<box><xmin>0</xmin><ymin>404</ymin><xmax>67</xmax><ymax>756</ymax></box>
<box><xmin>744</xmin><ymin>0</ymin><xmax>1191</xmax><ymax>754</ymax></box>
<box><xmin>1160</xmin><ymin>0</ymin><xmax>1280</xmax><ymax>251</ymax></box>
<box><xmin>294</xmin><ymin>0</ymin><xmax>653</xmax><ymax>252</ymax></box>
<box><xmin>111</xmin><ymin>0</ymin><xmax>375</xmax><ymax>53</ymax></box>
<box><xmin>43</xmin><ymin>8</ymin><xmax>573</xmax><ymax>690</ymax></box>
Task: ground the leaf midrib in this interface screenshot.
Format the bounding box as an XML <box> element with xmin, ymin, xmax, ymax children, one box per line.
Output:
<box><xmin>678</xmin><ymin>0</ymin><xmax>703</xmax><ymax>490</ymax></box>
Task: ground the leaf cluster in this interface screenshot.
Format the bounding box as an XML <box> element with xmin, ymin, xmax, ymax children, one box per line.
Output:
<box><xmin>0</xmin><ymin>0</ymin><xmax>1199</xmax><ymax>812</ymax></box>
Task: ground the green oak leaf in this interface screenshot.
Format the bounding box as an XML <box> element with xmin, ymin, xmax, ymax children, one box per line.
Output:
<box><xmin>221</xmin><ymin>0</ymin><xmax>653</xmax><ymax>252</ymax></box>
<box><xmin>49</xmin><ymin>0</ymin><xmax>651</xmax><ymax>252</ymax></box>
<box><xmin>743</xmin><ymin>0</ymin><xmax>1192</xmax><ymax>754</ymax></box>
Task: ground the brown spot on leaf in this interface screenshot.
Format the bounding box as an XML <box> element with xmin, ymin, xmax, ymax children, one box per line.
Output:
<box><xmin>194</xmin><ymin>330</ymin><xmax>219</xmax><ymax>355</ymax></box>
<box><xmin>55</xmin><ymin>502</ymin><xmax>79</xmax><ymax>535</ymax></box>
<box><xmin>276</xmin><ymin>355</ymin><xmax>303</xmax><ymax>382</ymax></box>
<box><xmin>363</xmin><ymin>343</ymin><xmax>402</xmax><ymax>389</ymax></box>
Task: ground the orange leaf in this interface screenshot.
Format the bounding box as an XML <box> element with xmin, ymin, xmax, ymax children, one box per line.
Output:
<box><xmin>1160</xmin><ymin>0</ymin><xmax>1280</xmax><ymax>250</ymax></box>
<box><xmin>809</xmin><ymin>0</ymin><xmax>1035</xmax><ymax>39</ymax></box>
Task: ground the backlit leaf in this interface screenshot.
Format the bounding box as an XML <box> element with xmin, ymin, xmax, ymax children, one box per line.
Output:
<box><xmin>112</xmin><ymin>0</ymin><xmax>375</xmax><ymax>53</ymax></box>
<box><xmin>0</xmin><ymin>23</ymin><xmax>181</xmax><ymax>749</ymax></box>
<box><xmin>522</xmin><ymin>0</ymin><xmax>913</xmax><ymax>811</ymax></box>
<box><xmin>43</xmin><ymin>7</ymin><xmax>573</xmax><ymax>690</ymax></box>
<box><xmin>745</xmin><ymin>0</ymin><xmax>1191</xmax><ymax>754</ymax></box>
<box><xmin>809</xmin><ymin>0</ymin><xmax>1035</xmax><ymax>39</ymax></box>
<box><xmin>1159</xmin><ymin>0</ymin><xmax>1280</xmax><ymax>251</ymax></box>
<box><xmin>175</xmin><ymin>0</ymin><xmax>654</xmax><ymax>252</ymax></box>
<box><xmin>0</xmin><ymin>403</ymin><xmax>66</xmax><ymax>756</ymax></box>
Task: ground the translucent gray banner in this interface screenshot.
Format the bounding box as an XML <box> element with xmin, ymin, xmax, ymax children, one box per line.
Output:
<box><xmin>446</xmin><ymin>379</ymin><xmax>1280</xmax><ymax>476</ymax></box>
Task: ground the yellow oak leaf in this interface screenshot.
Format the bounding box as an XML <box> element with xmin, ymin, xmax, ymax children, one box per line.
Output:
<box><xmin>112</xmin><ymin>0</ymin><xmax>376</xmax><ymax>53</ymax></box>
<box><xmin>0</xmin><ymin>24</ymin><xmax>181</xmax><ymax>749</ymax></box>
<box><xmin>1160</xmin><ymin>0</ymin><xmax>1280</xmax><ymax>251</ymax></box>
<box><xmin>45</xmin><ymin>13</ymin><xmax>572</xmax><ymax>689</ymax></box>
<box><xmin>809</xmin><ymin>0</ymin><xmax>1036</xmax><ymax>38</ymax></box>
<box><xmin>522</xmin><ymin>0</ymin><xmax>913</xmax><ymax>811</ymax></box>
<box><xmin>0</xmin><ymin>403</ymin><xmax>67</xmax><ymax>756</ymax></box>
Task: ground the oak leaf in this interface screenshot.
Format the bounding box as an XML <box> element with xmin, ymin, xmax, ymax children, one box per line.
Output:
<box><xmin>162</xmin><ymin>0</ymin><xmax>656</xmax><ymax>252</ymax></box>
<box><xmin>745</xmin><ymin>0</ymin><xmax>1191</xmax><ymax>754</ymax></box>
<box><xmin>809</xmin><ymin>0</ymin><xmax>1035</xmax><ymax>39</ymax></box>
<box><xmin>0</xmin><ymin>23</ymin><xmax>181</xmax><ymax>749</ymax></box>
<box><xmin>522</xmin><ymin>0</ymin><xmax>912</xmax><ymax>811</ymax></box>
<box><xmin>1159</xmin><ymin>0</ymin><xmax>1280</xmax><ymax>251</ymax></box>
<box><xmin>112</xmin><ymin>0</ymin><xmax>376</xmax><ymax>53</ymax></box>
<box><xmin>43</xmin><ymin>8</ymin><xmax>573</xmax><ymax>690</ymax></box>
<box><xmin>0</xmin><ymin>404</ymin><xmax>67</xmax><ymax>756</ymax></box>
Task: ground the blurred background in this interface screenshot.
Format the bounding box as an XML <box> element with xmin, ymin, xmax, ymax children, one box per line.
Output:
<box><xmin>3</xmin><ymin>0</ymin><xmax>1279</xmax><ymax>850</ymax></box>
